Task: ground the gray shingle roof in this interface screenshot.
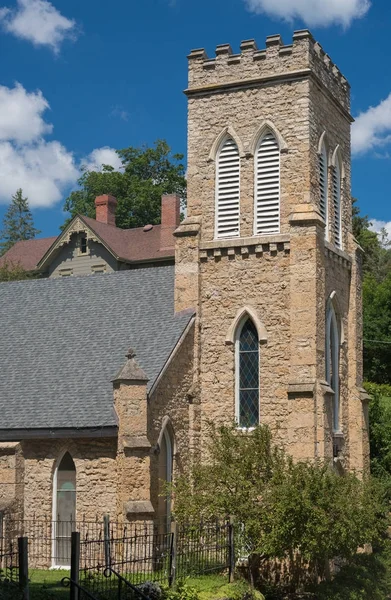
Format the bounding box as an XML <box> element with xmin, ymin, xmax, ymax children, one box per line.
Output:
<box><xmin>0</xmin><ymin>266</ymin><xmax>194</xmax><ymax>435</ymax></box>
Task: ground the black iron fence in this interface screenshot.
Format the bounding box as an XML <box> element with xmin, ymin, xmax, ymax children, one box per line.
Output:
<box><xmin>0</xmin><ymin>516</ymin><xmax>236</xmax><ymax>599</ymax></box>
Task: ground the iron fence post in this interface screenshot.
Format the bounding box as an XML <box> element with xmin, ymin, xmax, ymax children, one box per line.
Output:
<box><xmin>18</xmin><ymin>536</ymin><xmax>29</xmax><ymax>600</ymax></box>
<box><xmin>103</xmin><ymin>514</ymin><xmax>111</xmax><ymax>567</ymax></box>
<box><xmin>70</xmin><ymin>531</ymin><xmax>80</xmax><ymax>600</ymax></box>
<box><xmin>228</xmin><ymin>517</ymin><xmax>235</xmax><ymax>583</ymax></box>
<box><xmin>168</xmin><ymin>519</ymin><xmax>177</xmax><ymax>587</ymax></box>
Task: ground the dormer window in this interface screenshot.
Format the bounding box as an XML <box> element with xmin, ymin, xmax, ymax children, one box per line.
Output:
<box><xmin>80</xmin><ymin>236</ymin><xmax>88</xmax><ymax>254</ymax></box>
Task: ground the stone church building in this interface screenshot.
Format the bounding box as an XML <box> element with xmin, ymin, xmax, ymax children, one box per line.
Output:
<box><xmin>0</xmin><ymin>29</ymin><xmax>369</xmax><ymax>563</ymax></box>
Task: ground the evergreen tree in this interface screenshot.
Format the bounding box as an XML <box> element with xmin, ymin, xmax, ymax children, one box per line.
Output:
<box><xmin>0</xmin><ymin>189</ymin><xmax>40</xmax><ymax>255</ymax></box>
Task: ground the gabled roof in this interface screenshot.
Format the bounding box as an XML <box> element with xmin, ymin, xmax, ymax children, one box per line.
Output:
<box><xmin>0</xmin><ymin>215</ymin><xmax>176</xmax><ymax>273</ymax></box>
<box><xmin>0</xmin><ymin>237</ymin><xmax>57</xmax><ymax>271</ymax></box>
<box><xmin>0</xmin><ymin>266</ymin><xmax>194</xmax><ymax>438</ymax></box>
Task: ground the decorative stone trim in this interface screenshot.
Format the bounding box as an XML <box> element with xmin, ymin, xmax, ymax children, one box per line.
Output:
<box><xmin>124</xmin><ymin>501</ymin><xmax>154</xmax><ymax>515</ymax></box>
<box><xmin>320</xmin><ymin>380</ymin><xmax>334</xmax><ymax>395</ymax></box>
<box><xmin>359</xmin><ymin>388</ymin><xmax>371</xmax><ymax>403</ymax></box>
<box><xmin>200</xmin><ymin>234</ymin><xmax>290</xmax><ymax>262</ymax></box>
<box><xmin>225</xmin><ymin>305</ymin><xmax>268</xmax><ymax>346</ymax></box>
<box><xmin>288</xmin><ymin>382</ymin><xmax>315</xmax><ymax>395</ymax></box>
<box><xmin>324</xmin><ymin>241</ymin><xmax>352</xmax><ymax>270</ymax></box>
<box><xmin>173</xmin><ymin>216</ymin><xmax>201</xmax><ymax>237</ymax></box>
<box><xmin>123</xmin><ymin>436</ymin><xmax>151</xmax><ymax>450</ymax></box>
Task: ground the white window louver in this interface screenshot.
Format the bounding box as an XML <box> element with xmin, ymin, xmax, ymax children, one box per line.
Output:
<box><xmin>333</xmin><ymin>161</ymin><xmax>342</xmax><ymax>249</ymax></box>
<box><xmin>216</xmin><ymin>138</ymin><xmax>240</xmax><ymax>239</ymax></box>
<box><xmin>255</xmin><ymin>133</ymin><xmax>280</xmax><ymax>235</ymax></box>
<box><xmin>319</xmin><ymin>144</ymin><xmax>328</xmax><ymax>226</ymax></box>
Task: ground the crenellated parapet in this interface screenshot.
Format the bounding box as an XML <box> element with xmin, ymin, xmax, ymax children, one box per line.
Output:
<box><xmin>187</xmin><ymin>30</ymin><xmax>350</xmax><ymax>114</ymax></box>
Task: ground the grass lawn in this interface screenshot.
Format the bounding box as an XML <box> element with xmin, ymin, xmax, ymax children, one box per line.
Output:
<box><xmin>29</xmin><ymin>568</ymin><xmax>70</xmax><ymax>599</ymax></box>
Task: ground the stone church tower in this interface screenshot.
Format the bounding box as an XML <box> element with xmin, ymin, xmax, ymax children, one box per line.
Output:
<box><xmin>175</xmin><ymin>29</ymin><xmax>369</xmax><ymax>472</ymax></box>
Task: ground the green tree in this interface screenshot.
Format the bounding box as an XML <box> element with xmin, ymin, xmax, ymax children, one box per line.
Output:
<box><xmin>0</xmin><ymin>262</ymin><xmax>33</xmax><ymax>282</ymax></box>
<box><xmin>63</xmin><ymin>140</ymin><xmax>186</xmax><ymax>230</ymax></box>
<box><xmin>171</xmin><ymin>424</ymin><xmax>386</xmax><ymax>589</ymax></box>
<box><xmin>0</xmin><ymin>189</ymin><xmax>40</xmax><ymax>255</ymax></box>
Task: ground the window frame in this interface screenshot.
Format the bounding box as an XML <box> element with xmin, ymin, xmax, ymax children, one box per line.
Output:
<box><xmin>235</xmin><ymin>317</ymin><xmax>260</xmax><ymax>430</ymax></box>
<box><xmin>326</xmin><ymin>301</ymin><xmax>341</xmax><ymax>433</ymax></box>
<box><xmin>332</xmin><ymin>153</ymin><xmax>343</xmax><ymax>249</ymax></box>
<box><xmin>319</xmin><ymin>140</ymin><xmax>329</xmax><ymax>239</ymax></box>
<box><xmin>215</xmin><ymin>136</ymin><xmax>241</xmax><ymax>240</ymax></box>
<box><xmin>253</xmin><ymin>130</ymin><xmax>281</xmax><ymax>236</ymax></box>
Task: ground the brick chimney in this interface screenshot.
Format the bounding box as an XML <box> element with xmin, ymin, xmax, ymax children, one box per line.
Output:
<box><xmin>160</xmin><ymin>194</ymin><xmax>180</xmax><ymax>250</ymax></box>
<box><xmin>95</xmin><ymin>194</ymin><xmax>117</xmax><ymax>227</ymax></box>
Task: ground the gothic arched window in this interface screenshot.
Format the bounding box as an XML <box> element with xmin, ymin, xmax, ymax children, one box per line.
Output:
<box><xmin>157</xmin><ymin>424</ymin><xmax>174</xmax><ymax>531</ymax></box>
<box><xmin>53</xmin><ymin>452</ymin><xmax>76</xmax><ymax>567</ymax></box>
<box><xmin>319</xmin><ymin>139</ymin><xmax>328</xmax><ymax>236</ymax></box>
<box><xmin>326</xmin><ymin>301</ymin><xmax>340</xmax><ymax>432</ymax></box>
<box><xmin>215</xmin><ymin>137</ymin><xmax>240</xmax><ymax>239</ymax></box>
<box><xmin>254</xmin><ymin>132</ymin><xmax>280</xmax><ymax>235</ymax></box>
<box><xmin>236</xmin><ymin>319</ymin><xmax>260</xmax><ymax>428</ymax></box>
<box><xmin>332</xmin><ymin>154</ymin><xmax>342</xmax><ymax>249</ymax></box>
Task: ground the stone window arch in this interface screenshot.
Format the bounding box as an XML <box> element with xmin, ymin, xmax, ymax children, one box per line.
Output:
<box><xmin>318</xmin><ymin>132</ymin><xmax>329</xmax><ymax>237</ymax></box>
<box><xmin>52</xmin><ymin>451</ymin><xmax>76</xmax><ymax>567</ymax></box>
<box><xmin>157</xmin><ymin>418</ymin><xmax>175</xmax><ymax>529</ymax></box>
<box><xmin>215</xmin><ymin>135</ymin><xmax>241</xmax><ymax>239</ymax></box>
<box><xmin>331</xmin><ymin>146</ymin><xmax>344</xmax><ymax>249</ymax></box>
<box><xmin>235</xmin><ymin>317</ymin><xmax>260</xmax><ymax>429</ymax></box>
<box><xmin>254</xmin><ymin>129</ymin><xmax>281</xmax><ymax>235</ymax></box>
<box><xmin>326</xmin><ymin>294</ymin><xmax>341</xmax><ymax>433</ymax></box>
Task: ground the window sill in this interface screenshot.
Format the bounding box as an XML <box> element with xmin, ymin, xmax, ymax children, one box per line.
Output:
<box><xmin>236</xmin><ymin>427</ymin><xmax>256</xmax><ymax>432</ymax></box>
<box><xmin>333</xmin><ymin>431</ymin><xmax>344</xmax><ymax>439</ymax></box>
<box><xmin>203</xmin><ymin>233</ymin><xmax>290</xmax><ymax>250</ymax></box>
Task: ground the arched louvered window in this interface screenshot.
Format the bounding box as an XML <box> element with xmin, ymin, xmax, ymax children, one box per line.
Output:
<box><xmin>215</xmin><ymin>137</ymin><xmax>240</xmax><ymax>239</ymax></box>
<box><xmin>332</xmin><ymin>157</ymin><xmax>342</xmax><ymax>249</ymax></box>
<box><xmin>254</xmin><ymin>132</ymin><xmax>280</xmax><ymax>235</ymax></box>
<box><xmin>319</xmin><ymin>141</ymin><xmax>328</xmax><ymax>237</ymax></box>
<box><xmin>235</xmin><ymin>319</ymin><xmax>260</xmax><ymax>428</ymax></box>
<box><xmin>326</xmin><ymin>301</ymin><xmax>340</xmax><ymax>432</ymax></box>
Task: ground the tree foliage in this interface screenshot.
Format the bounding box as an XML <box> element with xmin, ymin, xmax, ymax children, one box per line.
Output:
<box><xmin>0</xmin><ymin>262</ymin><xmax>34</xmax><ymax>282</ymax></box>
<box><xmin>0</xmin><ymin>189</ymin><xmax>40</xmax><ymax>255</ymax></box>
<box><xmin>63</xmin><ymin>140</ymin><xmax>186</xmax><ymax>230</ymax></box>
<box><xmin>171</xmin><ymin>424</ymin><xmax>386</xmax><ymax>587</ymax></box>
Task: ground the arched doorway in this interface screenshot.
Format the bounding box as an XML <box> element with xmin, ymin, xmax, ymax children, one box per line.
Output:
<box><xmin>53</xmin><ymin>452</ymin><xmax>76</xmax><ymax>567</ymax></box>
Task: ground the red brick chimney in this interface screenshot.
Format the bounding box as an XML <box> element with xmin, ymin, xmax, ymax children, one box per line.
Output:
<box><xmin>160</xmin><ymin>194</ymin><xmax>180</xmax><ymax>250</ymax></box>
<box><xmin>95</xmin><ymin>194</ymin><xmax>117</xmax><ymax>227</ymax></box>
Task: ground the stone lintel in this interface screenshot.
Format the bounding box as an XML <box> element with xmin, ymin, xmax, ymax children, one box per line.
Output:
<box><xmin>123</xmin><ymin>436</ymin><xmax>151</xmax><ymax>450</ymax></box>
<box><xmin>124</xmin><ymin>500</ymin><xmax>155</xmax><ymax>515</ymax></box>
<box><xmin>288</xmin><ymin>382</ymin><xmax>315</xmax><ymax>395</ymax></box>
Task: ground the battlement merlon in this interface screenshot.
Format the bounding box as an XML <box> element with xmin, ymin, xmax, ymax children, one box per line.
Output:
<box><xmin>186</xmin><ymin>30</ymin><xmax>351</xmax><ymax>115</ymax></box>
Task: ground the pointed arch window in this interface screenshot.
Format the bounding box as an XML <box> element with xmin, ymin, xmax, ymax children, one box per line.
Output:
<box><xmin>326</xmin><ymin>301</ymin><xmax>340</xmax><ymax>432</ymax></box>
<box><xmin>332</xmin><ymin>156</ymin><xmax>342</xmax><ymax>249</ymax></box>
<box><xmin>53</xmin><ymin>452</ymin><xmax>76</xmax><ymax>567</ymax></box>
<box><xmin>236</xmin><ymin>319</ymin><xmax>260</xmax><ymax>428</ymax></box>
<box><xmin>254</xmin><ymin>132</ymin><xmax>280</xmax><ymax>235</ymax></box>
<box><xmin>158</xmin><ymin>425</ymin><xmax>174</xmax><ymax>532</ymax></box>
<box><xmin>319</xmin><ymin>141</ymin><xmax>328</xmax><ymax>236</ymax></box>
<box><xmin>215</xmin><ymin>137</ymin><xmax>240</xmax><ymax>239</ymax></box>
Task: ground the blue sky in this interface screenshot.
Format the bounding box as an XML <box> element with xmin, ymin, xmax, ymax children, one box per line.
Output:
<box><xmin>0</xmin><ymin>0</ymin><xmax>390</xmax><ymax>238</ymax></box>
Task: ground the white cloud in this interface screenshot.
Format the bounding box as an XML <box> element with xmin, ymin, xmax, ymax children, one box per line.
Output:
<box><xmin>244</xmin><ymin>0</ymin><xmax>370</xmax><ymax>27</ymax></box>
<box><xmin>0</xmin><ymin>82</ymin><xmax>124</xmax><ymax>209</ymax></box>
<box><xmin>0</xmin><ymin>83</ymin><xmax>52</xmax><ymax>143</ymax></box>
<box><xmin>82</xmin><ymin>147</ymin><xmax>123</xmax><ymax>172</ymax></box>
<box><xmin>0</xmin><ymin>82</ymin><xmax>78</xmax><ymax>208</ymax></box>
<box><xmin>369</xmin><ymin>219</ymin><xmax>391</xmax><ymax>241</ymax></box>
<box><xmin>352</xmin><ymin>94</ymin><xmax>391</xmax><ymax>155</ymax></box>
<box><xmin>0</xmin><ymin>0</ymin><xmax>76</xmax><ymax>53</ymax></box>
<box><xmin>0</xmin><ymin>140</ymin><xmax>78</xmax><ymax>208</ymax></box>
